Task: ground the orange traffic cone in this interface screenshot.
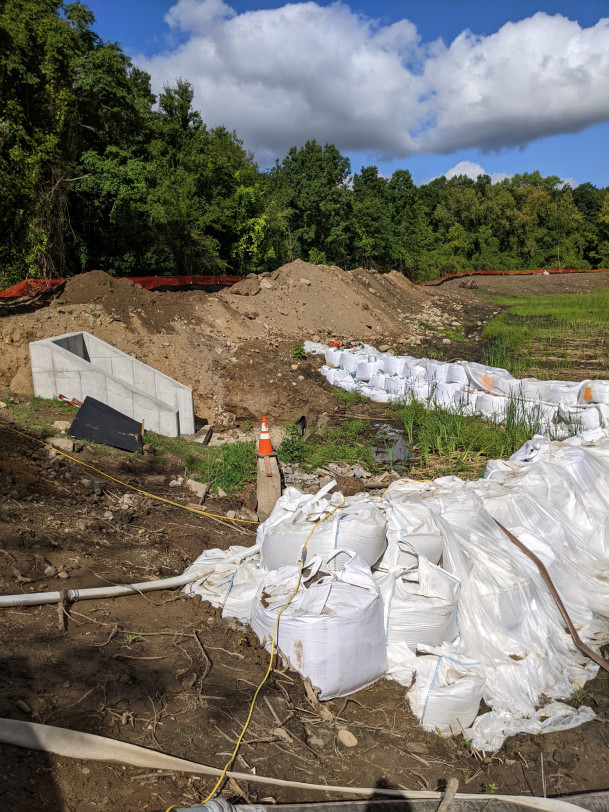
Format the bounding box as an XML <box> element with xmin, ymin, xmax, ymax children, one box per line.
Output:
<box><xmin>258</xmin><ymin>416</ymin><xmax>274</xmax><ymax>457</ymax></box>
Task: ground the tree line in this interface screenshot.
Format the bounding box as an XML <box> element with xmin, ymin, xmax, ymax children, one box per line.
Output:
<box><xmin>2</xmin><ymin>0</ymin><xmax>609</xmax><ymax>290</ymax></box>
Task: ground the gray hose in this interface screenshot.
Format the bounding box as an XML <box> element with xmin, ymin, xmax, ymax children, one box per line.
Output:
<box><xmin>0</xmin><ymin>719</ymin><xmax>584</xmax><ymax>812</ymax></box>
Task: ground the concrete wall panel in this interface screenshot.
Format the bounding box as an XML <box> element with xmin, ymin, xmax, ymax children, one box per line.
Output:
<box><xmin>29</xmin><ymin>332</ymin><xmax>193</xmax><ymax>437</ymax></box>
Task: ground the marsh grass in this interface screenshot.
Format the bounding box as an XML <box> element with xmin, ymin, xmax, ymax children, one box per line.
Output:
<box><xmin>278</xmin><ymin>418</ymin><xmax>375</xmax><ymax>472</ymax></box>
<box><xmin>390</xmin><ymin>391</ymin><xmax>563</xmax><ymax>479</ymax></box>
<box><xmin>482</xmin><ymin>288</ymin><xmax>609</xmax><ymax>379</ymax></box>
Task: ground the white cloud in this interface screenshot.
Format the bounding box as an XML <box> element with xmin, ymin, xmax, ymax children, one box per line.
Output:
<box><xmin>443</xmin><ymin>161</ymin><xmax>508</xmax><ymax>184</ymax></box>
<box><xmin>139</xmin><ymin>1</ymin><xmax>609</xmax><ymax>164</ymax></box>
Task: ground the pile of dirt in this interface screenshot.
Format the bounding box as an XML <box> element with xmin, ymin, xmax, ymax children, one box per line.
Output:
<box><xmin>222</xmin><ymin>259</ymin><xmax>433</xmax><ymax>341</ymax></box>
<box><xmin>0</xmin><ymin>261</ymin><xmax>477</xmax><ymax>426</ymax></box>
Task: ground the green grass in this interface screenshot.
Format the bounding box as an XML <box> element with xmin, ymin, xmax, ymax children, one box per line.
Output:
<box><xmin>277</xmin><ymin>419</ymin><xmax>375</xmax><ymax>472</ymax></box>
<box><xmin>332</xmin><ymin>387</ymin><xmax>368</xmax><ymax>406</ymax></box>
<box><xmin>1</xmin><ymin>394</ymin><xmax>78</xmax><ymax>435</ymax></box>
<box><xmin>481</xmin><ymin>288</ymin><xmax>609</xmax><ymax>378</ymax></box>
<box><xmin>144</xmin><ymin>434</ymin><xmax>257</xmax><ymax>495</ymax></box>
<box><xmin>390</xmin><ymin>392</ymin><xmax>558</xmax><ymax>478</ymax></box>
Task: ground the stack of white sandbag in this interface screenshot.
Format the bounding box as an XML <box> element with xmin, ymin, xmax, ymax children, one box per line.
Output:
<box><xmin>316</xmin><ymin>343</ymin><xmax>609</xmax><ymax>435</ymax></box>
<box><xmin>181</xmin><ymin>423</ymin><xmax>609</xmax><ymax>751</ymax></box>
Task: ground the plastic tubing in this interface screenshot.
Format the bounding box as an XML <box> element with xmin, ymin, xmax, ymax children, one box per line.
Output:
<box><xmin>0</xmin><ymin>543</ymin><xmax>261</xmax><ymax>609</ymax></box>
<box><xmin>0</xmin><ymin>572</ymin><xmax>198</xmax><ymax>608</ymax></box>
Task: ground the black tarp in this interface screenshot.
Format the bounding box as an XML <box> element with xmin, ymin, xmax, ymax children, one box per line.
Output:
<box><xmin>69</xmin><ymin>396</ymin><xmax>143</xmax><ymax>452</ymax></box>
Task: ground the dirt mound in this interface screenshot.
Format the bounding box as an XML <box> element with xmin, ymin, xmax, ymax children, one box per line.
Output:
<box><xmin>0</xmin><ymin>262</ymin><xmax>463</xmax><ymax>427</ymax></box>
<box><xmin>221</xmin><ymin>259</ymin><xmax>434</xmax><ymax>341</ymax></box>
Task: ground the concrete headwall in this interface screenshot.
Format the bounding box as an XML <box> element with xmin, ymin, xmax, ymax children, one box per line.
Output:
<box><xmin>29</xmin><ymin>332</ymin><xmax>195</xmax><ymax>437</ymax></box>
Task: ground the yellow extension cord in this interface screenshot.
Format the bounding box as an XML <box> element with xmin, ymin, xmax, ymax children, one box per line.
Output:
<box><xmin>7</xmin><ymin>426</ymin><xmax>260</xmax><ymax>525</ymax></box>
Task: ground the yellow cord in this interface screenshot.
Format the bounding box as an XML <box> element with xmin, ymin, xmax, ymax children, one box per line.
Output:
<box><xmin>201</xmin><ymin>498</ymin><xmax>345</xmax><ymax>803</ymax></box>
<box><xmin>7</xmin><ymin>426</ymin><xmax>260</xmax><ymax>525</ymax></box>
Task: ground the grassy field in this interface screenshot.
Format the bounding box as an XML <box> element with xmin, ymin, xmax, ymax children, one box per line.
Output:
<box><xmin>481</xmin><ymin>288</ymin><xmax>609</xmax><ymax>379</ymax></box>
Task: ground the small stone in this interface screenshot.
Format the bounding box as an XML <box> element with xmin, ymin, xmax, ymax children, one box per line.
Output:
<box><xmin>442</xmin><ymin>338</ymin><xmax>451</xmax><ymax>345</ymax></box>
<box><xmin>44</xmin><ymin>565</ymin><xmax>57</xmax><ymax>577</ymax></box>
<box><xmin>217</xmin><ymin>488</ymin><xmax>227</xmax><ymax>498</ymax></box>
<box><xmin>104</xmin><ymin>510</ymin><xmax>114</xmax><ymax>520</ymax></box>
<box><xmin>0</xmin><ymin>402</ymin><xmax>6</xmax><ymax>409</ymax></box>
<box><xmin>337</xmin><ymin>729</ymin><xmax>358</xmax><ymax>747</ymax></box>
<box><xmin>57</xmin><ymin>570</ymin><xmax>69</xmax><ymax>580</ymax></box>
<box><xmin>81</xmin><ymin>767</ymin><xmax>91</xmax><ymax>775</ymax></box>
<box><xmin>299</xmin><ymin>278</ymin><xmax>311</xmax><ymax>285</ymax></box>
<box><xmin>378</xmin><ymin>344</ymin><xmax>391</xmax><ymax>352</ymax></box>
<box><xmin>142</xmin><ymin>444</ymin><xmax>155</xmax><ymax>456</ymax></box>
<box><xmin>291</xmin><ymin>364</ymin><xmax>299</xmax><ymax>370</ymax></box>
<box><xmin>408</xmin><ymin>742</ymin><xmax>430</xmax><ymax>755</ymax></box>
<box><xmin>168</xmin><ymin>479</ymin><xmax>181</xmax><ymax>488</ymax></box>
<box><xmin>45</xmin><ymin>436</ymin><xmax>74</xmax><ymax>453</ymax></box>
<box><xmin>186</xmin><ymin>479</ymin><xmax>209</xmax><ymax>499</ymax></box>
<box><xmin>53</xmin><ymin>420</ymin><xmax>71</xmax><ymax>432</ymax></box>
<box><xmin>226</xmin><ymin>510</ymin><xmax>236</xmax><ymax>519</ymax></box>
<box><xmin>298</xmin><ymin>375</ymin><xmax>304</xmax><ymax>380</ymax></box>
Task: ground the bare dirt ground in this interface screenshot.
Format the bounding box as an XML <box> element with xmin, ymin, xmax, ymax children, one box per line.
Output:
<box><xmin>2</xmin><ymin>268</ymin><xmax>609</xmax><ymax>810</ymax></box>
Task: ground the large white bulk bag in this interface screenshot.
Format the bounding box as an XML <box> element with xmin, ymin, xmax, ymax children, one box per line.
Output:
<box><xmin>251</xmin><ymin>554</ymin><xmax>387</xmax><ymax>699</ymax></box>
<box><xmin>260</xmin><ymin>498</ymin><xmax>387</xmax><ymax>572</ymax></box>
<box><xmin>322</xmin><ymin>366</ymin><xmax>353</xmax><ymax>387</ymax></box>
<box><xmin>376</xmin><ymin>557</ymin><xmax>460</xmax><ymax>649</ymax></box>
<box><xmin>387</xmin><ymin>641</ymin><xmax>484</xmax><ymax>735</ymax></box>
<box><xmin>324</xmin><ymin>347</ymin><xmax>343</xmax><ymax>366</ymax></box>
<box><xmin>380</xmin><ymin>500</ymin><xmax>444</xmax><ymax>568</ymax></box>
<box><xmin>579</xmin><ymin>380</ymin><xmax>609</xmax><ymax>405</ymax></box>
<box><xmin>182</xmin><ymin>545</ymin><xmax>265</xmax><ymax>622</ymax></box>
<box><xmin>383</xmin><ymin>355</ymin><xmax>406</xmax><ymax>376</ymax></box>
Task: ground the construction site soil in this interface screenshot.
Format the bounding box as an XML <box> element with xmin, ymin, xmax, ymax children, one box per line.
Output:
<box><xmin>1</xmin><ymin>266</ymin><xmax>609</xmax><ymax>810</ymax></box>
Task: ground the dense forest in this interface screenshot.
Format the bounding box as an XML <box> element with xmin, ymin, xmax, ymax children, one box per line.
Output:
<box><xmin>2</xmin><ymin>0</ymin><xmax>609</xmax><ymax>290</ymax></box>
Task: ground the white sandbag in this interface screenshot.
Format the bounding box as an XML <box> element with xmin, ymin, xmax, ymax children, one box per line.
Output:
<box><xmin>446</xmin><ymin>363</ymin><xmax>469</xmax><ymax>385</ymax></box>
<box><xmin>339</xmin><ymin>352</ymin><xmax>358</xmax><ymax>373</ymax></box>
<box><xmin>429</xmin><ymin>381</ymin><xmax>463</xmax><ymax>410</ymax></box>
<box><xmin>380</xmin><ymin>500</ymin><xmax>444</xmax><ymax>568</ymax></box>
<box><xmin>182</xmin><ymin>545</ymin><xmax>264</xmax><ymax>622</ymax></box>
<box><xmin>376</xmin><ymin>557</ymin><xmax>460</xmax><ymax>649</ymax></box>
<box><xmin>465</xmin><ymin>362</ymin><xmax>514</xmax><ymax>394</ymax></box>
<box><xmin>369</xmin><ymin>389</ymin><xmax>391</xmax><ymax>403</ymax></box>
<box><xmin>324</xmin><ymin>347</ymin><xmax>343</xmax><ymax>366</ymax></box>
<box><xmin>369</xmin><ymin>372</ymin><xmax>386</xmax><ymax>390</ymax></box>
<box><xmin>383</xmin><ymin>355</ymin><xmax>406</xmax><ymax>376</ymax></box>
<box><xmin>356</xmin><ymin>358</ymin><xmax>383</xmax><ymax>381</ymax></box>
<box><xmin>426</xmin><ymin>362</ymin><xmax>449</xmax><ymax>382</ymax></box>
<box><xmin>250</xmin><ymin>554</ymin><xmax>387</xmax><ymax>699</ymax></box>
<box><xmin>303</xmin><ymin>341</ymin><xmax>327</xmax><ymax>355</ymax></box>
<box><xmin>558</xmin><ymin>404</ymin><xmax>601</xmax><ymax>432</ymax></box>
<box><xmin>387</xmin><ymin>641</ymin><xmax>484</xmax><ymax>735</ymax></box>
<box><xmin>476</xmin><ymin>393</ymin><xmax>507</xmax><ymax>417</ymax></box>
<box><xmin>579</xmin><ymin>380</ymin><xmax>609</xmax><ymax>405</ymax></box>
<box><xmin>385</xmin><ymin>377</ymin><xmax>408</xmax><ymax>395</ymax></box>
<box><xmin>260</xmin><ymin>497</ymin><xmax>387</xmax><ymax>572</ymax></box>
<box><xmin>597</xmin><ymin>403</ymin><xmax>609</xmax><ymax>428</ymax></box>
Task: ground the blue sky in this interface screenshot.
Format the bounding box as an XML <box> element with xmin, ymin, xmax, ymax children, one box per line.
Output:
<box><xmin>85</xmin><ymin>0</ymin><xmax>609</xmax><ymax>187</ymax></box>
